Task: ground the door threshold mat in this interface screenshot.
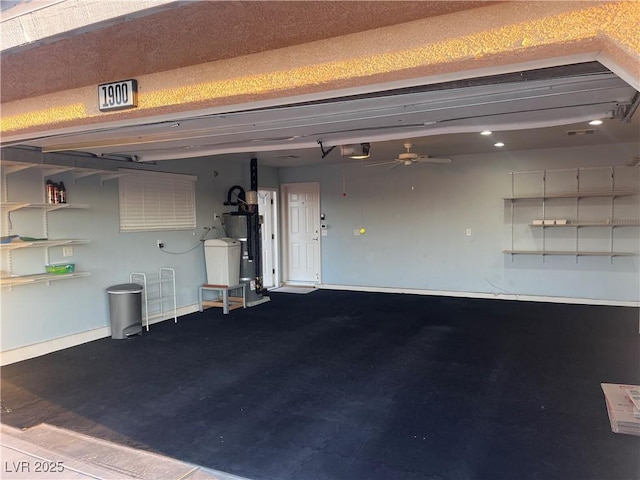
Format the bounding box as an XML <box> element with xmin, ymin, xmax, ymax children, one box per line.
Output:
<box><xmin>270</xmin><ymin>286</ymin><xmax>317</xmax><ymax>294</ymax></box>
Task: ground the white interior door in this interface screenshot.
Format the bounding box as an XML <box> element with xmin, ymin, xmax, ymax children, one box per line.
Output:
<box><xmin>258</xmin><ymin>189</ymin><xmax>278</xmax><ymax>289</ymax></box>
<box><xmin>283</xmin><ymin>182</ymin><xmax>320</xmax><ymax>284</ymax></box>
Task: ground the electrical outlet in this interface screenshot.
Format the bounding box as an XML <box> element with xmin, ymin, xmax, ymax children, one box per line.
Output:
<box><xmin>63</xmin><ymin>246</ymin><xmax>73</xmax><ymax>257</ymax></box>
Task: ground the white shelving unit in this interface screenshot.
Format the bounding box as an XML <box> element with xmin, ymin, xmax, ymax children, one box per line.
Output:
<box><xmin>0</xmin><ymin>160</ymin><xmax>107</xmax><ymax>288</ymax></box>
<box><xmin>1</xmin><ymin>160</ymin><xmax>128</xmax><ymax>185</ymax></box>
<box><xmin>130</xmin><ymin>268</ymin><xmax>177</xmax><ymax>331</ymax></box>
<box><xmin>504</xmin><ymin>165</ymin><xmax>639</xmax><ymax>261</ymax></box>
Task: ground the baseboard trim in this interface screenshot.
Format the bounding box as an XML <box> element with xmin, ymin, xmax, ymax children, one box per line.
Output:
<box><xmin>318</xmin><ymin>284</ymin><xmax>640</xmax><ymax>307</ymax></box>
<box><xmin>143</xmin><ymin>303</ymin><xmax>199</xmax><ymax>327</ymax></box>
<box><xmin>0</xmin><ymin>327</ymin><xmax>109</xmax><ymax>367</ymax></box>
<box><xmin>0</xmin><ymin>304</ymin><xmax>200</xmax><ymax>366</ymax></box>
<box><xmin>3</xmin><ymin>289</ymin><xmax>637</xmax><ymax>366</ymax></box>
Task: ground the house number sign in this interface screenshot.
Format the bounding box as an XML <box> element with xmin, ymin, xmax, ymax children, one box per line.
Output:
<box><xmin>98</xmin><ymin>79</ymin><xmax>138</xmax><ymax>112</ymax></box>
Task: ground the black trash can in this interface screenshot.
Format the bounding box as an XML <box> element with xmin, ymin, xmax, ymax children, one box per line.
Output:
<box><xmin>107</xmin><ymin>283</ymin><xmax>143</xmax><ymax>339</ymax></box>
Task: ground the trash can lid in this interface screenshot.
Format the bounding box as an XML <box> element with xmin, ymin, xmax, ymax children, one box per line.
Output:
<box><xmin>107</xmin><ymin>283</ymin><xmax>144</xmax><ymax>294</ymax></box>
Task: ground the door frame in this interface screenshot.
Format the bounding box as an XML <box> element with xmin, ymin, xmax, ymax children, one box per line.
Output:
<box><xmin>257</xmin><ymin>187</ymin><xmax>279</xmax><ymax>290</ymax></box>
<box><xmin>281</xmin><ymin>182</ymin><xmax>322</xmax><ymax>286</ymax></box>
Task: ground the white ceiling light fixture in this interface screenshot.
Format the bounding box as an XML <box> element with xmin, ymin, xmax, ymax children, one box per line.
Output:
<box><xmin>494</xmin><ymin>142</ymin><xmax>505</xmax><ymax>147</ymax></box>
<box><xmin>339</xmin><ymin>143</ymin><xmax>370</xmax><ymax>159</ymax></box>
<box><xmin>480</xmin><ymin>130</ymin><xmax>493</xmax><ymax>135</ymax></box>
<box><xmin>588</xmin><ymin>119</ymin><xmax>604</xmax><ymax>125</ymax></box>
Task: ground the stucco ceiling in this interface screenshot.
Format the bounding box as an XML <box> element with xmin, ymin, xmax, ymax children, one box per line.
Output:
<box><xmin>1</xmin><ymin>0</ymin><xmax>497</xmax><ymax>103</ymax></box>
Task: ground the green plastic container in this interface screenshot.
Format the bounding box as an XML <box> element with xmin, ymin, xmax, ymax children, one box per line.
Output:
<box><xmin>45</xmin><ymin>263</ymin><xmax>75</xmax><ymax>274</ymax></box>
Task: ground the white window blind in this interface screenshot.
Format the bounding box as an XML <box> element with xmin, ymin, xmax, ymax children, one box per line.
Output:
<box><xmin>119</xmin><ymin>169</ymin><xmax>197</xmax><ymax>232</ymax></box>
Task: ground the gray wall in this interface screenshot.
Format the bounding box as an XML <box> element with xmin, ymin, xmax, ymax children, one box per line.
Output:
<box><xmin>2</xmin><ymin>142</ymin><xmax>638</xmax><ymax>354</ymax></box>
<box><xmin>280</xmin><ymin>142</ymin><xmax>639</xmax><ymax>301</ymax></box>
<box><xmin>0</xmin><ymin>149</ymin><xmax>276</xmax><ymax>352</ymax></box>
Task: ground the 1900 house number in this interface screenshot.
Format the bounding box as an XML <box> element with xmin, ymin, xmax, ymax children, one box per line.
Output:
<box><xmin>98</xmin><ymin>79</ymin><xmax>138</xmax><ymax>112</ymax></box>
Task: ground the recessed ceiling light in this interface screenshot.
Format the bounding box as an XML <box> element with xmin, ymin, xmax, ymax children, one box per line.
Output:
<box><xmin>494</xmin><ymin>142</ymin><xmax>505</xmax><ymax>147</ymax></box>
<box><xmin>480</xmin><ymin>130</ymin><xmax>493</xmax><ymax>136</ymax></box>
<box><xmin>588</xmin><ymin>119</ymin><xmax>603</xmax><ymax>126</ymax></box>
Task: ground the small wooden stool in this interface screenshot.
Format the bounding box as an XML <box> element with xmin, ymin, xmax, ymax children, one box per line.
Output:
<box><xmin>199</xmin><ymin>283</ymin><xmax>246</xmax><ymax>314</ymax></box>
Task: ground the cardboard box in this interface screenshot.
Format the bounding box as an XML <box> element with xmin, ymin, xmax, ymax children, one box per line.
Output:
<box><xmin>601</xmin><ymin>383</ymin><xmax>640</xmax><ymax>436</ymax></box>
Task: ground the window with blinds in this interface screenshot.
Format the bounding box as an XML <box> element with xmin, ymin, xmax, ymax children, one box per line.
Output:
<box><xmin>118</xmin><ymin>169</ymin><xmax>197</xmax><ymax>232</ymax></box>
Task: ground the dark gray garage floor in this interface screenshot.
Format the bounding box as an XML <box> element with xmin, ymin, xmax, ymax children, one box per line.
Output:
<box><xmin>2</xmin><ymin>290</ymin><xmax>639</xmax><ymax>480</ymax></box>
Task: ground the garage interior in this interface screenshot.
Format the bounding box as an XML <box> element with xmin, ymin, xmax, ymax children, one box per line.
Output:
<box><xmin>1</xmin><ymin>1</ymin><xmax>639</xmax><ymax>479</ymax></box>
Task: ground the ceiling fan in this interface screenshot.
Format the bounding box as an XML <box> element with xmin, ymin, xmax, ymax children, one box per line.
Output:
<box><xmin>367</xmin><ymin>142</ymin><xmax>451</xmax><ymax>168</ymax></box>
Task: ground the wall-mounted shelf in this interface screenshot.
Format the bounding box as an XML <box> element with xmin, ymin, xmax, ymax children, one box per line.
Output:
<box><xmin>503</xmin><ymin>250</ymin><xmax>635</xmax><ymax>257</ymax></box>
<box><xmin>504</xmin><ymin>190</ymin><xmax>639</xmax><ymax>200</ymax></box>
<box><xmin>1</xmin><ymin>159</ymin><xmax>94</xmax><ymax>287</ymax></box>
<box><xmin>0</xmin><ymin>202</ymin><xmax>30</xmax><ymax>213</ymax></box>
<box><xmin>528</xmin><ymin>220</ymin><xmax>640</xmax><ymax>228</ymax></box>
<box><xmin>0</xmin><ymin>271</ymin><xmax>90</xmax><ymax>288</ymax></box>
<box><xmin>4</xmin><ymin>202</ymin><xmax>89</xmax><ymax>211</ymax></box>
<box><xmin>1</xmin><ymin>160</ymin><xmax>127</xmax><ymax>185</ymax></box>
<box><xmin>0</xmin><ymin>239</ymin><xmax>90</xmax><ymax>251</ymax></box>
<box><xmin>505</xmin><ymin>166</ymin><xmax>639</xmax><ymax>261</ymax></box>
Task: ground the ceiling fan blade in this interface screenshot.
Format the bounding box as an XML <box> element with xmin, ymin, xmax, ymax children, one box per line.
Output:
<box><xmin>414</xmin><ymin>157</ymin><xmax>452</xmax><ymax>164</ymax></box>
<box><xmin>366</xmin><ymin>160</ymin><xmax>401</xmax><ymax>168</ymax></box>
